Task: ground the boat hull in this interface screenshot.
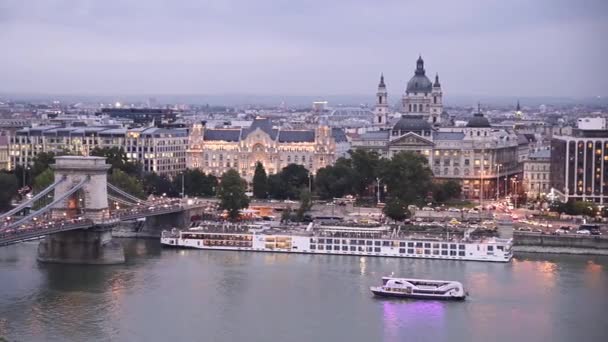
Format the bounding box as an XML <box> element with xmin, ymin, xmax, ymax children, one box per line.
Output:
<box><xmin>370</xmin><ymin>287</ymin><xmax>466</xmax><ymax>301</ymax></box>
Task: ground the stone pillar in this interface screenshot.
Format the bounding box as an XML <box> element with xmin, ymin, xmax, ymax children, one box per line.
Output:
<box><xmin>37</xmin><ymin>224</ymin><xmax>125</xmax><ymax>265</ymax></box>
<box><xmin>39</xmin><ymin>156</ymin><xmax>125</xmax><ymax>264</ymax></box>
<box><xmin>51</xmin><ymin>156</ymin><xmax>111</xmax><ymax>223</ymax></box>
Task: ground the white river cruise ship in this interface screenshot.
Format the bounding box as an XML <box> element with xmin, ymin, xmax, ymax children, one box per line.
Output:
<box><xmin>161</xmin><ymin>225</ymin><xmax>513</xmax><ymax>262</ymax></box>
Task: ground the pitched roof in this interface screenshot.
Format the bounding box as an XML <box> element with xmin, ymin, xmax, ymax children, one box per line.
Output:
<box><xmin>242</xmin><ymin>117</ymin><xmax>278</xmax><ymax>139</ymax></box>
<box><xmin>204</xmin><ymin>129</ymin><xmax>241</xmax><ymax>142</ymax></box>
<box><xmin>278</xmin><ymin>130</ymin><xmax>315</xmax><ymax>142</ymax></box>
<box><xmin>434</xmin><ymin>131</ymin><xmax>465</xmax><ymax>141</ymax></box>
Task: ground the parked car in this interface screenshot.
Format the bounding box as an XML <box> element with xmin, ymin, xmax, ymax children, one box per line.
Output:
<box><xmin>448</xmin><ymin>208</ymin><xmax>461</xmax><ymax>212</ymax></box>
<box><xmin>422</xmin><ymin>207</ymin><xmax>434</xmax><ymax>211</ymax></box>
<box><xmin>576</xmin><ymin>229</ymin><xmax>591</xmax><ymax>235</ymax></box>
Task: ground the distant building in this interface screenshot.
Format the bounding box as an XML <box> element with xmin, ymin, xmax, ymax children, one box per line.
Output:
<box><xmin>312</xmin><ymin>101</ymin><xmax>329</xmax><ymax>113</ymax></box>
<box><xmin>0</xmin><ymin>134</ymin><xmax>9</xmax><ymax>170</ymax></box>
<box><xmin>187</xmin><ymin>117</ymin><xmax>337</xmax><ymax>182</ymax></box>
<box><xmin>550</xmin><ymin>128</ymin><xmax>608</xmax><ymax>203</ymax></box>
<box><xmin>352</xmin><ymin>110</ymin><xmax>521</xmax><ymax>200</ymax></box>
<box><xmin>577</xmin><ymin>117</ymin><xmax>606</xmax><ymax>130</ymax></box>
<box><xmin>97</xmin><ymin>108</ymin><xmax>178</xmax><ymax>127</ymax></box>
<box><xmin>523</xmin><ymin>149</ymin><xmax>551</xmax><ymax>199</ymax></box>
<box><xmin>10</xmin><ymin>126</ymin><xmax>188</xmax><ymax>177</ymax></box>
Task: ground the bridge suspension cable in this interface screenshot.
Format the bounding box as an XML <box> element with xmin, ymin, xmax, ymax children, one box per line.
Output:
<box><xmin>107</xmin><ymin>195</ymin><xmax>137</xmax><ymax>207</ymax></box>
<box><xmin>0</xmin><ymin>176</ymin><xmax>66</xmax><ymax>221</ymax></box>
<box><xmin>5</xmin><ymin>178</ymin><xmax>89</xmax><ymax>229</ymax></box>
<box><xmin>107</xmin><ymin>183</ymin><xmax>148</xmax><ymax>205</ymax></box>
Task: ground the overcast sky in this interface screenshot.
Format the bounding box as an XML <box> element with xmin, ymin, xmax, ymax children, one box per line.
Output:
<box><xmin>0</xmin><ymin>0</ymin><xmax>606</xmax><ymax>98</ymax></box>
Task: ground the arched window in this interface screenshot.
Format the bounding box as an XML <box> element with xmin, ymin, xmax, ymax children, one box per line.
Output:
<box><xmin>434</xmin><ymin>96</ymin><xmax>437</xmax><ymax>104</ymax></box>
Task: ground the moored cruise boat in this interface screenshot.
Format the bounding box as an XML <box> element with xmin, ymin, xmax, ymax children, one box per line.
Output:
<box><xmin>161</xmin><ymin>224</ymin><xmax>513</xmax><ymax>262</ymax></box>
<box><xmin>370</xmin><ymin>277</ymin><xmax>466</xmax><ymax>300</ymax></box>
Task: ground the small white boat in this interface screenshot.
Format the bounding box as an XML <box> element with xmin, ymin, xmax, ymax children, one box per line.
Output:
<box><xmin>370</xmin><ymin>277</ymin><xmax>466</xmax><ymax>301</ymax></box>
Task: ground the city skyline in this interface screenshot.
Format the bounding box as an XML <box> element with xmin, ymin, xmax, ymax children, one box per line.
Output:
<box><xmin>1</xmin><ymin>0</ymin><xmax>607</xmax><ymax>98</ymax></box>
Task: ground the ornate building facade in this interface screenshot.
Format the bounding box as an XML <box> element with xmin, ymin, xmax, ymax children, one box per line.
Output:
<box><xmin>187</xmin><ymin>118</ymin><xmax>336</xmax><ymax>182</ymax></box>
<box><xmin>402</xmin><ymin>56</ymin><xmax>444</xmax><ymax>125</ymax></box>
<box><xmin>352</xmin><ymin>111</ymin><xmax>521</xmax><ymax>200</ymax></box>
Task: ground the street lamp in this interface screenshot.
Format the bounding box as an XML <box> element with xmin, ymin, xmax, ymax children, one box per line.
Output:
<box><xmin>376</xmin><ymin>177</ymin><xmax>382</xmax><ymax>204</ymax></box>
<box><xmin>495</xmin><ymin>164</ymin><xmax>502</xmax><ymax>200</ymax></box>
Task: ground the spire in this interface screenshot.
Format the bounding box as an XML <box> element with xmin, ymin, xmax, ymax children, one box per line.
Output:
<box><xmin>433</xmin><ymin>73</ymin><xmax>441</xmax><ymax>87</ymax></box>
<box><xmin>477</xmin><ymin>102</ymin><xmax>481</xmax><ymax>114</ymax></box>
<box><xmin>516</xmin><ymin>100</ymin><xmax>521</xmax><ymax>111</ymax></box>
<box><xmin>379</xmin><ymin>73</ymin><xmax>386</xmax><ymax>88</ymax></box>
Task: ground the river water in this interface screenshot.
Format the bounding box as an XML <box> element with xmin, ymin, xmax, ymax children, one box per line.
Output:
<box><xmin>1</xmin><ymin>239</ymin><xmax>607</xmax><ymax>342</ymax></box>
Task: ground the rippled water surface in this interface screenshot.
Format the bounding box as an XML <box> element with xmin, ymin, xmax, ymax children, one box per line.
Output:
<box><xmin>1</xmin><ymin>240</ymin><xmax>608</xmax><ymax>341</ymax></box>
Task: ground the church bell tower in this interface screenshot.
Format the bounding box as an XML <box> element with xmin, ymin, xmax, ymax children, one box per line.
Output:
<box><xmin>374</xmin><ymin>73</ymin><xmax>389</xmax><ymax>128</ymax></box>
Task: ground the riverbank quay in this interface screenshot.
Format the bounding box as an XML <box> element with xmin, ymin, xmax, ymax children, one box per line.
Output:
<box><xmin>514</xmin><ymin>231</ymin><xmax>608</xmax><ymax>255</ymax></box>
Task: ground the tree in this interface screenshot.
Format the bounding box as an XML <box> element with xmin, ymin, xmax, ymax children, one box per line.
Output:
<box><xmin>0</xmin><ymin>173</ymin><xmax>18</xmax><ymax>210</ymax></box>
<box><xmin>383</xmin><ymin>198</ymin><xmax>409</xmax><ymax>222</ymax></box>
<box><xmin>143</xmin><ymin>173</ymin><xmax>178</xmax><ymax>197</ymax></box>
<box><xmin>379</xmin><ymin>151</ymin><xmax>433</xmax><ymax>205</ymax></box>
<box><xmin>172</xmin><ymin>169</ymin><xmax>217</xmax><ymax>197</ymax></box>
<box><xmin>433</xmin><ymin>180</ymin><xmax>462</xmax><ymax>203</ymax></box>
<box><xmin>349</xmin><ymin>149</ymin><xmax>381</xmax><ymax>196</ymax></box>
<box><xmin>252</xmin><ymin>162</ymin><xmax>268</xmax><ymax>199</ymax></box>
<box><xmin>33</xmin><ymin>169</ymin><xmax>54</xmax><ymax>194</ymax></box>
<box><xmin>109</xmin><ymin>169</ymin><xmax>146</xmax><ymax>200</ymax></box>
<box><xmin>314</xmin><ymin>158</ymin><xmax>356</xmax><ymax>200</ymax></box>
<box><xmin>91</xmin><ymin>146</ymin><xmax>141</xmax><ymax>176</ymax></box>
<box><xmin>296</xmin><ymin>189</ymin><xmax>313</xmax><ymax>221</ymax></box>
<box><xmin>31</xmin><ymin>152</ymin><xmax>56</xmax><ymax>180</ymax></box>
<box><xmin>268</xmin><ymin>164</ymin><xmax>309</xmax><ymax>200</ymax></box>
<box><xmin>217</xmin><ymin>169</ymin><xmax>249</xmax><ymax>221</ymax></box>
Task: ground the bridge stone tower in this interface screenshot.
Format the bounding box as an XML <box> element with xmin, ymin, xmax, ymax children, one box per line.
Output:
<box><xmin>38</xmin><ymin>156</ymin><xmax>125</xmax><ymax>265</ymax></box>
<box><xmin>51</xmin><ymin>156</ymin><xmax>111</xmax><ymax>223</ymax></box>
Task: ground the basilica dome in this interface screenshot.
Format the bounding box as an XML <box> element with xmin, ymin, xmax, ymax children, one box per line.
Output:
<box><xmin>406</xmin><ymin>56</ymin><xmax>433</xmax><ymax>93</ymax></box>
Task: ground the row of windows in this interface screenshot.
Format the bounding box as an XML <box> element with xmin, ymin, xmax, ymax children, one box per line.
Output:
<box><xmin>312</xmin><ymin>239</ymin><xmax>466</xmax><ymax>250</ymax></box>
<box><xmin>309</xmin><ymin>245</ymin><xmax>467</xmax><ymax>256</ymax></box>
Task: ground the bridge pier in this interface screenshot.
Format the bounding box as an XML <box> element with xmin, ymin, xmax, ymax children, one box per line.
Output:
<box><xmin>37</xmin><ymin>223</ymin><xmax>125</xmax><ymax>265</ymax></box>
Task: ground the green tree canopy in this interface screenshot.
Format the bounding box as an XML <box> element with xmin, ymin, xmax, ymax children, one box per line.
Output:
<box><xmin>0</xmin><ymin>173</ymin><xmax>19</xmax><ymax>210</ymax></box>
<box><xmin>252</xmin><ymin>162</ymin><xmax>269</xmax><ymax>199</ymax></box>
<box><xmin>31</xmin><ymin>152</ymin><xmax>56</xmax><ymax>180</ymax></box>
<box><xmin>433</xmin><ymin>180</ymin><xmax>463</xmax><ymax>203</ymax></box>
<box><xmin>296</xmin><ymin>189</ymin><xmax>313</xmax><ymax>221</ymax></box>
<box><xmin>349</xmin><ymin>149</ymin><xmax>381</xmax><ymax>196</ymax></box>
<box><xmin>33</xmin><ymin>169</ymin><xmax>54</xmax><ymax>194</ymax></box>
<box><xmin>91</xmin><ymin>146</ymin><xmax>142</xmax><ymax>176</ymax></box>
<box><xmin>383</xmin><ymin>198</ymin><xmax>409</xmax><ymax>222</ymax></box>
<box><xmin>172</xmin><ymin>169</ymin><xmax>217</xmax><ymax>197</ymax></box>
<box><xmin>143</xmin><ymin>173</ymin><xmax>178</xmax><ymax>197</ymax></box>
<box><xmin>268</xmin><ymin>164</ymin><xmax>310</xmax><ymax>200</ymax></box>
<box><xmin>109</xmin><ymin>169</ymin><xmax>146</xmax><ymax>200</ymax></box>
<box><xmin>379</xmin><ymin>151</ymin><xmax>433</xmax><ymax>205</ymax></box>
<box><xmin>314</xmin><ymin>158</ymin><xmax>356</xmax><ymax>200</ymax></box>
<box><xmin>217</xmin><ymin>169</ymin><xmax>249</xmax><ymax>221</ymax></box>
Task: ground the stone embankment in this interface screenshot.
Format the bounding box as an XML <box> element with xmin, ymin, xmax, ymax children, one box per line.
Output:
<box><xmin>513</xmin><ymin>231</ymin><xmax>608</xmax><ymax>255</ymax></box>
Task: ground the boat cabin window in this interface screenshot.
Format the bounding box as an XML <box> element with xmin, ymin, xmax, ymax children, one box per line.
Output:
<box><xmin>450</xmin><ymin>244</ymin><xmax>457</xmax><ymax>249</ymax></box>
<box><xmin>326</xmin><ymin>239</ymin><xmax>333</xmax><ymax>244</ymax></box>
<box><xmin>458</xmin><ymin>244</ymin><xmax>466</xmax><ymax>250</ymax></box>
<box><xmin>416</xmin><ymin>242</ymin><xmax>423</xmax><ymax>248</ymax></box>
<box><xmin>318</xmin><ymin>245</ymin><xmax>324</xmax><ymax>250</ymax></box>
<box><xmin>424</xmin><ymin>249</ymin><xmax>431</xmax><ymax>255</ymax></box>
<box><xmin>407</xmin><ymin>249</ymin><xmax>414</xmax><ymax>254</ymax></box>
<box><xmin>342</xmin><ymin>246</ymin><xmax>348</xmax><ymax>251</ymax></box>
<box><xmin>350</xmin><ymin>246</ymin><xmax>357</xmax><ymax>251</ymax></box>
<box><xmin>326</xmin><ymin>246</ymin><xmax>332</xmax><ymax>251</ymax></box>
<box><xmin>497</xmin><ymin>246</ymin><xmax>504</xmax><ymax>251</ymax></box>
<box><xmin>433</xmin><ymin>250</ymin><xmax>440</xmax><ymax>255</ymax></box>
<box><xmin>450</xmin><ymin>250</ymin><xmax>457</xmax><ymax>256</ymax></box>
<box><xmin>310</xmin><ymin>244</ymin><xmax>316</xmax><ymax>249</ymax></box>
<box><xmin>458</xmin><ymin>251</ymin><xmax>465</xmax><ymax>256</ymax></box>
<box><xmin>382</xmin><ymin>241</ymin><xmax>391</xmax><ymax>246</ymax></box>
<box><xmin>408</xmin><ymin>242</ymin><xmax>414</xmax><ymax>247</ymax></box>
<box><xmin>399</xmin><ymin>248</ymin><xmax>406</xmax><ymax>253</ymax></box>
<box><xmin>441</xmin><ymin>250</ymin><xmax>448</xmax><ymax>255</ymax></box>
<box><xmin>487</xmin><ymin>246</ymin><xmax>494</xmax><ymax>251</ymax></box>
<box><xmin>424</xmin><ymin>243</ymin><xmax>431</xmax><ymax>248</ymax></box>
<box><xmin>318</xmin><ymin>239</ymin><xmax>325</xmax><ymax>243</ymax></box>
<box><xmin>374</xmin><ymin>247</ymin><xmax>381</xmax><ymax>253</ymax></box>
<box><xmin>441</xmin><ymin>244</ymin><xmax>448</xmax><ymax>249</ymax></box>
<box><xmin>374</xmin><ymin>241</ymin><xmax>381</xmax><ymax>246</ymax></box>
<box><xmin>399</xmin><ymin>242</ymin><xmax>406</xmax><ymax>247</ymax></box>
<box><xmin>366</xmin><ymin>240</ymin><xmax>373</xmax><ymax>245</ymax></box>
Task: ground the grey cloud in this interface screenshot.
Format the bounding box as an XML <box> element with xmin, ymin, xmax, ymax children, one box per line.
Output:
<box><xmin>0</xmin><ymin>0</ymin><xmax>606</xmax><ymax>98</ymax></box>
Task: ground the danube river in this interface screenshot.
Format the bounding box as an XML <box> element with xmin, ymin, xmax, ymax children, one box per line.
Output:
<box><xmin>1</xmin><ymin>240</ymin><xmax>608</xmax><ymax>342</ymax></box>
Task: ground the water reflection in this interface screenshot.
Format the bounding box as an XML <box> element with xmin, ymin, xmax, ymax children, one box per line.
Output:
<box><xmin>382</xmin><ymin>300</ymin><xmax>446</xmax><ymax>342</ymax></box>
